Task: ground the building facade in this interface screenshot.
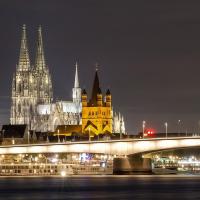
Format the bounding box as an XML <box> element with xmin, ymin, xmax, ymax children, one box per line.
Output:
<box><xmin>10</xmin><ymin>25</ymin><xmax>50</xmax><ymax>130</ymax></box>
<box><xmin>82</xmin><ymin>70</ymin><xmax>113</xmax><ymax>135</ymax></box>
<box><xmin>36</xmin><ymin>63</ymin><xmax>82</xmax><ymax>132</ymax></box>
<box><xmin>10</xmin><ymin>25</ymin><xmax>80</xmax><ymax>133</ymax></box>
<box><xmin>10</xmin><ymin>25</ymin><xmax>125</xmax><ymax>136</ymax></box>
<box><xmin>113</xmin><ymin>112</ymin><xmax>126</xmax><ymax>134</ymax></box>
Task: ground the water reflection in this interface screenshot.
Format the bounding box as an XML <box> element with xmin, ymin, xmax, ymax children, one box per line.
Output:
<box><xmin>0</xmin><ymin>175</ymin><xmax>199</xmax><ymax>199</ymax></box>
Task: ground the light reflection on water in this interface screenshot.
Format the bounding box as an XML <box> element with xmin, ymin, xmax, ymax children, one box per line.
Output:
<box><xmin>0</xmin><ymin>175</ymin><xmax>200</xmax><ymax>199</ymax></box>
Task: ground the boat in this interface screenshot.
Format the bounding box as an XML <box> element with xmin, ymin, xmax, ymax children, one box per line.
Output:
<box><xmin>0</xmin><ymin>162</ymin><xmax>113</xmax><ymax>176</ymax></box>
<box><xmin>152</xmin><ymin>166</ymin><xmax>178</xmax><ymax>174</ymax></box>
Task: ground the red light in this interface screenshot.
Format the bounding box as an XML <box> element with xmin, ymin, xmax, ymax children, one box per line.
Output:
<box><xmin>144</xmin><ymin>128</ymin><xmax>156</xmax><ymax>137</ymax></box>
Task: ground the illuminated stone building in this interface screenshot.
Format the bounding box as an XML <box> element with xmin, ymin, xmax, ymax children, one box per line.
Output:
<box><xmin>10</xmin><ymin>25</ymin><xmax>125</xmax><ymax>138</ymax></box>
<box><xmin>81</xmin><ymin>70</ymin><xmax>113</xmax><ymax>135</ymax></box>
<box><xmin>36</xmin><ymin>63</ymin><xmax>82</xmax><ymax>132</ymax></box>
<box><xmin>113</xmin><ymin>112</ymin><xmax>126</xmax><ymax>134</ymax></box>
<box><xmin>10</xmin><ymin>25</ymin><xmax>81</xmax><ymax>133</ymax></box>
<box><xmin>10</xmin><ymin>25</ymin><xmax>52</xmax><ymax>130</ymax></box>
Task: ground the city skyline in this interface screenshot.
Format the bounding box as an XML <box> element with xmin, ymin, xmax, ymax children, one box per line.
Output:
<box><xmin>1</xmin><ymin>1</ymin><xmax>200</xmax><ymax>134</ymax></box>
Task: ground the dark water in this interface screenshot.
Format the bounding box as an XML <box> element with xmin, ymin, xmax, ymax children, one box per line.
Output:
<box><xmin>0</xmin><ymin>175</ymin><xmax>200</xmax><ymax>199</ymax></box>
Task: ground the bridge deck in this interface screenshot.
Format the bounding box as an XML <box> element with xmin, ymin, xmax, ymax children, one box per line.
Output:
<box><xmin>0</xmin><ymin>137</ymin><xmax>200</xmax><ymax>155</ymax></box>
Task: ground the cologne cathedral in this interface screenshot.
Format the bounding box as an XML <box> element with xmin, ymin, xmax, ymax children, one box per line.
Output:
<box><xmin>10</xmin><ymin>25</ymin><xmax>125</xmax><ymax>136</ymax></box>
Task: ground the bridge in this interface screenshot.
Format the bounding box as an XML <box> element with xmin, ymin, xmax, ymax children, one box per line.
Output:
<box><xmin>0</xmin><ymin>136</ymin><xmax>200</xmax><ymax>156</ymax></box>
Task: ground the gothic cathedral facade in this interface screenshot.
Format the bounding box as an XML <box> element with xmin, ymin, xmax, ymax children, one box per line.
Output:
<box><xmin>10</xmin><ymin>25</ymin><xmax>53</xmax><ymax>131</ymax></box>
<box><xmin>10</xmin><ymin>25</ymin><xmax>125</xmax><ymax>135</ymax></box>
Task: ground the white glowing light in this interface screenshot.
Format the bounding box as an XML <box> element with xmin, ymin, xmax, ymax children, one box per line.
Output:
<box><xmin>37</xmin><ymin>104</ymin><xmax>51</xmax><ymax>115</ymax></box>
<box><xmin>61</xmin><ymin>170</ymin><xmax>66</xmax><ymax>177</ymax></box>
<box><xmin>178</xmin><ymin>160</ymin><xmax>200</xmax><ymax>165</ymax></box>
<box><xmin>102</xmin><ymin>162</ymin><xmax>106</xmax><ymax>168</ymax></box>
<box><xmin>79</xmin><ymin>153</ymin><xmax>87</xmax><ymax>162</ymax></box>
<box><xmin>51</xmin><ymin>158</ymin><xmax>58</xmax><ymax>163</ymax></box>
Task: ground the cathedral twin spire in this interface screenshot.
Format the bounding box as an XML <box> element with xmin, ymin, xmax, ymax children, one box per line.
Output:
<box><xmin>18</xmin><ymin>24</ymin><xmax>46</xmax><ymax>71</ymax></box>
<box><xmin>35</xmin><ymin>26</ymin><xmax>46</xmax><ymax>71</ymax></box>
<box><xmin>11</xmin><ymin>24</ymin><xmax>52</xmax><ymax>126</ymax></box>
<box><xmin>18</xmin><ymin>24</ymin><xmax>80</xmax><ymax>103</ymax></box>
<box><xmin>18</xmin><ymin>25</ymin><xmax>30</xmax><ymax>71</ymax></box>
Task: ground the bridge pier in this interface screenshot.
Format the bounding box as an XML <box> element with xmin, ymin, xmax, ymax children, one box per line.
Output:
<box><xmin>113</xmin><ymin>155</ymin><xmax>152</xmax><ymax>174</ymax></box>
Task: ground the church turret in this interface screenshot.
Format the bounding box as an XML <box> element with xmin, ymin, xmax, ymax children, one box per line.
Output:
<box><xmin>97</xmin><ymin>88</ymin><xmax>103</xmax><ymax>107</ymax></box>
<box><xmin>74</xmin><ymin>62</ymin><xmax>79</xmax><ymax>88</ymax></box>
<box><xmin>105</xmin><ymin>89</ymin><xmax>111</xmax><ymax>107</ymax></box>
<box><xmin>72</xmin><ymin>62</ymin><xmax>81</xmax><ymax>104</ymax></box>
<box><xmin>18</xmin><ymin>24</ymin><xmax>30</xmax><ymax>71</ymax></box>
<box><xmin>82</xmin><ymin>89</ymin><xmax>87</xmax><ymax>107</ymax></box>
<box><xmin>121</xmin><ymin>116</ymin><xmax>126</xmax><ymax>134</ymax></box>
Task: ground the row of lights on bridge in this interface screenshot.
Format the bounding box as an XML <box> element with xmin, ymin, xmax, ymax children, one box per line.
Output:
<box><xmin>142</xmin><ymin>120</ymin><xmax>182</xmax><ymax>138</ymax></box>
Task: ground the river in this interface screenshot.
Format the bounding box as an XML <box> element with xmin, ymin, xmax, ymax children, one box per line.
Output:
<box><xmin>0</xmin><ymin>175</ymin><xmax>199</xmax><ymax>199</ymax></box>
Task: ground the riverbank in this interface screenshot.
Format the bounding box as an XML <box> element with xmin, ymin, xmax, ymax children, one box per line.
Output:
<box><xmin>0</xmin><ymin>174</ymin><xmax>200</xmax><ymax>178</ymax></box>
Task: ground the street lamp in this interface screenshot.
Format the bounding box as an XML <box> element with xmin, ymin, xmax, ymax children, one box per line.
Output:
<box><xmin>178</xmin><ymin>120</ymin><xmax>181</xmax><ymax>137</ymax></box>
<box><xmin>28</xmin><ymin>130</ymin><xmax>30</xmax><ymax>144</ymax></box>
<box><xmin>165</xmin><ymin>122</ymin><xmax>168</xmax><ymax>138</ymax></box>
<box><xmin>142</xmin><ymin>121</ymin><xmax>146</xmax><ymax>138</ymax></box>
<box><xmin>57</xmin><ymin>129</ymin><xmax>60</xmax><ymax>143</ymax></box>
<box><xmin>89</xmin><ymin>127</ymin><xmax>91</xmax><ymax>142</ymax></box>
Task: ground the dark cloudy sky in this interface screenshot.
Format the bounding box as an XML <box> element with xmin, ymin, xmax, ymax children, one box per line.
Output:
<box><xmin>1</xmin><ymin>0</ymin><xmax>200</xmax><ymax>134</ymax></box>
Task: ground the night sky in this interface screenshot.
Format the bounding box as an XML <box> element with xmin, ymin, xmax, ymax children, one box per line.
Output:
<box><xmin>1</xmin><ymin>1</ymin><xmax>200</xmax><ymax>134</ymax></box>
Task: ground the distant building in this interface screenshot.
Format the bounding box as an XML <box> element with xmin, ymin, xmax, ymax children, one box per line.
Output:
<box><xmin>10</xmin><ymin>25</ymin><xmax>53</xmax><ymax>131</ymax></box>
<box><xmin>9</xmin><ymin>25</ymin><xmax>126</xmax><ymax>140</ymax></box>
<box><xmin>81</xmin><ymin>70</ymin><xmax>112</xmax><ymax>135</ymax></box>
<box><xmin>1</xmin><ymin>125</ymin><xmax>28</xmax><ymax>145</ymax></box>
<box><xmin>113</xmin><ymin>112</ymin><xmax>126</xmax><ymax>134</ymax></box>
<box><xmin>10</xmin><ymin>25</ymin><xmax>81</xmax><ymax>134</ymax></box>
<box><xmin>36</xmin><ymin>63</ymin><xmax>82</xmax><ymax>132</ymax></box>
